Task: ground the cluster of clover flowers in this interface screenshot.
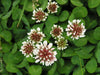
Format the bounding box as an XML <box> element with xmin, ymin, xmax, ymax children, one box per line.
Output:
<box><xmin>20</xmin><ymin>0</ymin><xmax>86</xmax><ymax>66</ymax></box>
<box><xmin>32</xmin><ymin>0</ymin><xmax>59</xmax><ymax>23</ymax></box>
<box><xmin>51</xmin><ymin>19</ymin><xmax>86</xmax><ymax>50</ymax></box>
<box><xmin>20</xmin><ymin>27</ymin><xmax>57</xmax><ymax>66</ymax></box>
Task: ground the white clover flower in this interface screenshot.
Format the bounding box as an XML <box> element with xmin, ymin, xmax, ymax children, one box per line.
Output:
<box><xmin>55</xmin><ymin>37</ymin><xmax>68</xmax><ymax>50</ymax></box>
<box><xmin>32</xmin><ymin>8</ymin><xmax>48</xmax><ymax>23</ymax></box>
<box><xmin>33</xmin><ymin>41</ymin><xmax>57</xmax><ymax>66</ymax></box>
<box><xmin>47</xmin><ymin>0</ymin><xmax>59</xmax><ymax>13</ymax></box>
<box><xmin>27</xmin><ymin>27</ymin><xmax>45</xmax><ymax>43</ymax></box>
<box><xmin>20</xmin><ymin>40</ymin><xmax>35</xmax><ymax>57</ymax></box>
<box><xmin>50</xmin><ymin>25</ymin><xmax>63</xmax><ymax>39</ymax></box>
<box><xmin>65</xmin><ymin>19</ymin><xmax>86</xmax><ymax>40</ymax></box>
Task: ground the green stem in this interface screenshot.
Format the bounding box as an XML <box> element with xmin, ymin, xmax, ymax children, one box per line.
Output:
<box><xmin>0</xmin><ymin>38</ymin><xmax>1</xmax><ymax>46</ymax></box>
<box><xmin>0</xmin><ymin>58</ymin><xmax>3</xmax><ymax>72</ymax></box>
<box><xmin>79</xmin><ymin>57</ymin><xmax>83</xmax><ymax>75</ymax></box>
<box><xmin>17</xmin><ymin>0</ymin><xmax>27</xmax><ymax>27</ymax></box>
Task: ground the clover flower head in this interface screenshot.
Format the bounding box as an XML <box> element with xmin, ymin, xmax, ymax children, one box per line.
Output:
<box><xmin>32</xmin><ymin>8</ymin><xmax>48</xmax><ymax>23</ymax></box>
<box><xmin>47</xmin><ymin>0</ymin><xmax>59</xmax><ymax>13</ymax></box>
<box><xmin>55</xmin><ymin>37</ymin><xmax>68</xmax><ymax>50</ymax></box>
<box><xmin>33</xmin><ymin>41</ymin><xmax>57</xmax><ymax>66</ymax></box>
<box><xmin>20</xmin><ymin>40</ymin><xmax>34</xmax><ymax>57</ymax></box>
<box><xmin>27</xmin><ymin>27</ymin><xmax>45</xmax><ymax>43</ymax></box>
<box><xmin>50</xmin><ymin>25</ymin><xmax>63</xmax><ymax>39</ymax></box>
<box><xmin>65</xmin><ymin>19</ymin><xmax>86</xmax><ymax>40</ymax></box>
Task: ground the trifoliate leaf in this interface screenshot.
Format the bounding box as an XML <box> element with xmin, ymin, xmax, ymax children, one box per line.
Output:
<box><xmin>39</xmin><ymin>0</ymin><xmax>48</xmax><ymax>10</ymax></box>
<box><xmin>58</xmin><ymin>58</ymin><xmax>64</xmax><ymax>67</ymax></box>
<box><xmin>86</xmin><ymin>20</ymin><xmax>97</xmax><ymax>29</ymax></box>
<box><xmin>62</xmin><ymin>48</ymin><xmax>75</xmax><ymax>57</ymax></box>
<box><xmin>24</xmin><ymin>0</ymin><xmax>33</xmax><ymax>12</ymax></box>
<box><xmin>73</xmin><ymin>67</ymin><xmax>85</xmax><ymax>75</ymax></box>
<box><xmin>70</xmin><ymin>0</ymin><xmax>83</xmax><ymax>7</ymax></box>
<box><xmin>1</xmin><ymin>19</ymin><xmax>8</xmax><ymax>29</ymax></box>
<box><xmin>75</xmin><ymin>46</ymin><xmax>93</xmax><ymax>59</ymax></box>
<box><xmin>26</xmin><ymin>57</ymin><xmax>35</xmax><ymax>63</ymax></box>
<box><xmin>71</xmin><ymin>55</ymin><xmax>84</xmax><ymax>66</ymax></box>
<box><xmin>0</xmin><ymin>30</ymin><xmax>12</xmax><ymax>42</ymax></box>
<box><xmin>95</xmin><ymin>42</ymin><xmax>100</xmax><ymax>63</ymax></box>
<box><xmin>1</xmin><ymin>0</ymin><xmax>11</xmax><ymax>11</ymax></box>
<box><xmin>96</xmin><ymin>5</ymin><xmax>100</xmax><ymax>16</ymax></box>
<box><xmin>17</xmin><ymin>58</ymin><xmax>28</xmax><ymax>68</ymax></box>
<box><xmin>47</xmin><ymin>63</ymin><xmax>57</xmax><ymax>75</ymax></box>
<box><xmin>6</xmin><ymin>64</ymin><xmax>19</xmax><ymax>73</ymax></box>
<box><xmin>88</xmin><ymin>0</ymin><xmax>100</xmax><ymax>8</ymax></box>
<box><xmin>11</xmin><ymin>44</ymin><xmax>17</xmax><ymax>54</ymax></box>
<box><xmin>12</xmin><ymin>6</ymin><xmax>21</xmax><ymax>20</ymax></box>
<box><xmin>93</xmin><ymin>27</ymin><xmax>100</xmax><ymax>40</ymax></box>
<box><xmin>73</xmin><ymin>37</ymin><xmax>88</xmax><ymax>47</ymax></box>
<box><xmin>72</xmin><ymin>7</ymin><xmax>88</xmax><ymax>18</ymax></box>
<box><xmin>56</xmin><ymin>0</ymin><xmax>68</xmax><ymax>5</ymax></box>
<box><xmin>3</xmin><ymin>52</ymin><xmax>24</xmax><ymax>64</ymax></box>
<box><xmin>28</xmin><ymin>65</ymin><xmax>42</xmax><ymax>75</ymax></box>
<box><xmin>47</xmin><ymin>15</ymin><xmax>58</xmax><ymax>24</ymax></box>
<box><xmin>58</xmin><ymin>62</ymin><xmax>74</xmax><ymax>74</ymax></box>
<box><xmin>1</xmin><ymin>43</ymin><xmax>12</xmax><ymax>53</ymax></box>
<box><xmin>69</xmin><ymin>13</ymin><xmax>75</xmax><ymax>21</ymax></box>
<box><xmin>2</xmin><ymin>10</ymin><xmax>12</xmax><ymax>20</ymax></box>
<box><xmin>86</xmin><ymin>58</ymin><xmax>97</xmax><ymax>73</ymax></box>
<box><xmin>12</xmin><ymin>0</ymin><xmax>20</xmax><ymax>7</ymax></box>
<box><xmin>59</xmin><ymin>10</ymin><xmax>69</xmax><ymax>22</ymax></box>
<box><xmin>87</xmin><ymin>30</ymin><xmax>98</xmax><ymax>44</ymax></box>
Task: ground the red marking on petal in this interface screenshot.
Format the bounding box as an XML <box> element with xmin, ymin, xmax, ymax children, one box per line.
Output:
<box><xmin>31</xmin><ymin>32</ymin><xmax>42</xmax><ymax>42</ymax></box>
<box><xmin>69</xmin><ymin>23</ymin><xmax>83</xmax><ymax>37</ymax></box>
<box><xmin>48</xmin><ymin>3</ymin><xmax>57</xmax><ymax>12</ymax></box>
<box><xmin>35</xmin><ymin>11</ymin><xmax>45</xmax><ymax>20</ymax></box>
<box><xmin>39</xmin><ymin>48</ymin><xmax>54</xmax><ymax>61</ymax></box>
<box><xmin>24</xmin><ymin>44</ymin><xmax>34</xmax><ymax>54</ymax></box>
<box><xmin>52</xmin><ymin>27</ymin><xmax>62</xmax><ymax>36</ymax></box>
